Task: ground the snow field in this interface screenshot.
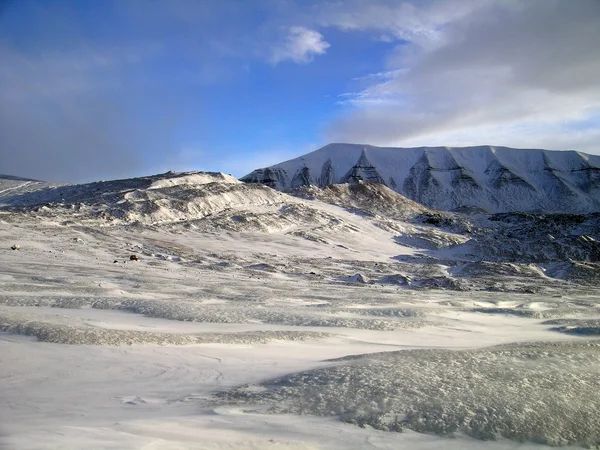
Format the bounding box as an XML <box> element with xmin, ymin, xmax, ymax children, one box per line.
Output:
<box><xmin>1</xmin><ymin>170</ymin><xmax>599</xmax><ymax>448</ymax></box>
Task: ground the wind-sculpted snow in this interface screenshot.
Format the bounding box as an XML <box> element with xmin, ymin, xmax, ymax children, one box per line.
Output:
<box><xmin>0</xmin><ymin>313</ymin><xmax>331</xmax><ymax>345</ymax></box>
<box><xmin>219</xmin><ymin>341</ymin><xmax>600</xmax><ymax>446</ymax></box>
<box><xmin>4</xmin><ymin>167</ymin><xmax>600</xmax><ymax>449</ymax></box>
<box><xmin>113</xmin><ymin>299</ymin><xmax>428</xmax><ymax>331</ymax></box>
<box><xmin>464</xmin><ymin>295</ymin><xmax>600</xmax><ymax>319</ymax></box>
<box><xmin>544</xmin><ymin>318</ymin><xmax>600</xmax><ymax>336</ymax></box>
<box><xmin>470</xmin><ymin>307</ymin><xmax>583</xmax><ymax>319</ymax></box>
<box><xmin>0</xmin><ymin>292</ymin><xmax>431</xmax><ymax>331</ymax></box>
<box><xmin>336</xmin><ymin>307</ymin><xmax>426</xmax><ymax>318</ymax></box>
<box><xmin>242</xmin><ymin>143</ymin><xmax>600</xmax><ymax>213</ymax></box>
<box><xmin>0</xmin><ymin>295</ymin><xmax>127</xmax><ymax>309</ymax></box>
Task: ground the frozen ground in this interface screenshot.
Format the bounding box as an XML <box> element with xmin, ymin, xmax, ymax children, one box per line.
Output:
<box><xmin>1</xmin><ymin>172</ymin><xmax>599</xmax><ymax>449</ymax></box>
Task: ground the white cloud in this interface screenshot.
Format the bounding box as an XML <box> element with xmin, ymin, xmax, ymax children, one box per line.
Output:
<box><xmin>269</xmin><ymin>26</ymin><xmax>330</xmax><ymax>65</ymax></box>
<box><xmin>322</xmin><ymin>0</ymin><xmax>600</xmax><ymax>153</ymax></box>
<box><xmin>396</xmin><ymin>119</ymin><xmax>600</xmax><ymax>154</ymax></box>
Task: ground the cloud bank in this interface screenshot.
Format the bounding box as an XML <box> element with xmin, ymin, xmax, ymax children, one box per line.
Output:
<box><xmin>323</xmin><ymin>0</ymin><xmax>600</xmax><ymax>152</ymax></box>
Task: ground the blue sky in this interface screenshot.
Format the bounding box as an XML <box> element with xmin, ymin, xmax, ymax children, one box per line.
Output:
<box><xmin>1</xmin><ymin>0</ymin><xmax>599</xmax><ymax>182</ymax></box>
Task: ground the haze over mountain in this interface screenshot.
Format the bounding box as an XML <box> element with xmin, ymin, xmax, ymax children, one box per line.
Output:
<box><xmin>243</xmin><ymin>144</ymin><xmax>600</xmax><ymax>214</ymax></box>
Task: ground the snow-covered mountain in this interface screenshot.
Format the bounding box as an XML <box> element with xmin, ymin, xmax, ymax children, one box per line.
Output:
<box><xmin>242</xmin><ymin>144</ymin><xmax>600</xmax><ymax>213</ymax></box>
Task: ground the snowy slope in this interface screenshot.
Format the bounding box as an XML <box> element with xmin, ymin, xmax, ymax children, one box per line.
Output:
<box><xmin>1</xmin><ymin>168</ymin><xmax>598</xmax><ymax>283</ymax></box>
<box><xmin>242</xmin><ymin>144</ymin><xmax>600</xmax><ymax>213</ymax></box>
<box><xmin>0</xmin><ymin>170</ymin><xmax>430</xmax><ymax>261</ymax></box>
<box><xmin>0</xmin><ymin>174</ymin><xmax>55</xmax><ymax>201</ymax></box>
<box><xmin>2</xmin><ymin>168</ymin><xmax>600</xmax><ymax>448</ymax></box>
<box><xmin>0</xmin><ymin>171</ymin><xmax>287</xmax><ymax>225</ymax></box>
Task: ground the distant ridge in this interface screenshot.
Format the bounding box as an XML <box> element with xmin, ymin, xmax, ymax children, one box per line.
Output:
<box><xmin>0</xmin><ymin>174</ymin><xmax>43</xmax><ymax>182</ymax></box>
<box><xmin>241</xmin><ymin>143</ymin><xmax>600</xmax><ymax>213</ymax></box>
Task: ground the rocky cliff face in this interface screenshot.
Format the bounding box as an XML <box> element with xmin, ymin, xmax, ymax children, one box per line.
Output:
<box><xmin>339</xmin><ymin>149</ymin><xmax>386</xmax><ymax>185</ymax></box>
<box><xmin>241</xmin><ymin>144</ymin><xmax>600</xmax><ymax>213</ymax></box>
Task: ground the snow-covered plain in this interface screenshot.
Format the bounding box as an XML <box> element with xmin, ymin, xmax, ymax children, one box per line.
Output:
<box><xmin>1</xmin><ymin>172</ymin><xmax>599</xmax><ymax>449</ymax></box>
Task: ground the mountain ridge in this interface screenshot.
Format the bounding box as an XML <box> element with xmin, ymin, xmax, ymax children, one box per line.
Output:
<box><xmin>0</xmin><ymin>174</ymin><xmax>43</xmax><ymax>182</ymax></box>
<box><xmin>241</xmin><ymin>143</ymin><xmax>600</xmax><ymax>214</ymax></box>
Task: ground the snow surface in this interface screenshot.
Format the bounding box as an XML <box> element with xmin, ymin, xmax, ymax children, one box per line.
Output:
<box><xmin>241</xmin><ymin>144</ymin><xmax>600</xmax><ymax>213</ymax></box>
<box><xmin>1</xmin><ymin>171</ymin><xmax>599</xmax><ymax>449</ymax></box>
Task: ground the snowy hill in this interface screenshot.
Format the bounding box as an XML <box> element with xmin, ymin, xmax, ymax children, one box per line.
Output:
<box><xmin>241</xmin><ymin>144</ymin><xmax>600</xmax><ymax>213</ymax></box>
<box><xmin>0</xmin><ymin>171</ymin><xmax>432</xmax><ymax>260</ymax></box>
<box><xmin>1</xmin><ymin>171</ymin><xmax>289</xmax><ymax>226</ymax></box>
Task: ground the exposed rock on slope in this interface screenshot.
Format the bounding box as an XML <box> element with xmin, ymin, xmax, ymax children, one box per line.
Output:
<box><xmin>242</xmin><ymin>143</ymin><xmax>600</xmax><ymax>213</ymax></box>
<box><xmin>339</xmin><ymin>149</ymin><xmax>386</xmax><ymax>185</ymax></box>
<box><xmin>294</xmin><ymin>181</ymin><xmax>430</xmax><ymax>220</ymax></box>
<box><xmin>451</xmin><ymin>213</ymin><xmax>600</xmax><ymax>264</ymax></box>
<box><xmin>295</xmin><ymin>181</ymin><xmax>474</xmax><ymax>247</ymax></box>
